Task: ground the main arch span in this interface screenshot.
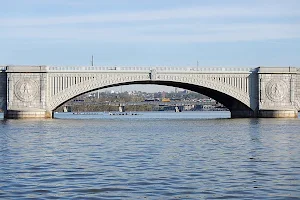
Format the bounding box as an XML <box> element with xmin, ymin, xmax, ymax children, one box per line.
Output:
<box><xmin>0</xmin><ymin>65</ymin><xmax>299</xmax><ymax>118</ymax></box>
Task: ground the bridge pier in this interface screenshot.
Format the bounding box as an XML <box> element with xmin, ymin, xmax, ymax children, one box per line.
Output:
<box><xmin>4</xmin><ymin>109</ymin><xmax>53</xmax><ymax>119</ymax></box>
<box><xmin>258</xmin><ymin>110</ymin><xmax>298</xmax><ymax>118</ymax></box>
<box><xmin>118</xmin><ymin>105</ymin><xmax>125</xmax><ymax>112</ymax></box>
<box><xmin>231</xmin><ymin>109</ymin><xmax>298</xmax><ymax>118</ymax></box>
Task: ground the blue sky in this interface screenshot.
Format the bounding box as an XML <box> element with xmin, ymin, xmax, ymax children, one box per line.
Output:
<box><xmin>1</xmin><ymin>0</ymin><xmax>300</xmax><ymax>67</ymax></box>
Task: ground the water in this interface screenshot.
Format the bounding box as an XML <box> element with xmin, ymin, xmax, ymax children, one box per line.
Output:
<box><xmin>0</xmin><ymin>111</ymin><xmax>300</xmax><ymax>199</ymax></box>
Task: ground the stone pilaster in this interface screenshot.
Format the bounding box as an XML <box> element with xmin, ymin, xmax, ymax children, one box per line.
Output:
<box><xmin>0</xmin><ymin>72</ymin><xmax>7</xmax><ymax>113</ymax></box>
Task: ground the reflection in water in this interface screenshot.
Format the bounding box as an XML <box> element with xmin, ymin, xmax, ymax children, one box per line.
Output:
<box><xmin>0</xmin><ymin>111</ymin><xmax>300</xmax><ymax>199</ymax></box>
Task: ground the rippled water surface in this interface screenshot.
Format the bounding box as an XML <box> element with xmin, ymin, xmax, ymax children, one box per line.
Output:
<box><xmin>0</xmin><ymin>111</ymin><xmax>300</xmax><ymax>199</ymax></box>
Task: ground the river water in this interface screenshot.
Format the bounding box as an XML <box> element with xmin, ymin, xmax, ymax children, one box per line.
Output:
<box><xmin>0</xmin><ymin>111</ymin><xmax>299</xmax><ymax>199</ymax></box>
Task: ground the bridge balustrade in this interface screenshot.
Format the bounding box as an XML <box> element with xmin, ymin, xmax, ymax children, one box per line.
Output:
<box><xmin>45</xmin><ymin>66</ymin><xmax>254</xmax><ymax>72</ymax></box>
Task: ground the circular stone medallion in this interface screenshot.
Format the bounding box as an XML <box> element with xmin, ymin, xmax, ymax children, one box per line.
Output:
<box><xmin>14</xmin><ymin>79</ymin><xmax>39</xmax><ymax>102</ymax></box>
<box><xmin>265</xmin><ymin>79</ymin><xmax>288</xmax><ymax>102</ymax></box>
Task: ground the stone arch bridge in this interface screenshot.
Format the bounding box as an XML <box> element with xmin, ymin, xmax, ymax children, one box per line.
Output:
<box><xmin>0</xmin><ymin>65</ymin><xmax>299</xmax><ymax>118</ymax></box>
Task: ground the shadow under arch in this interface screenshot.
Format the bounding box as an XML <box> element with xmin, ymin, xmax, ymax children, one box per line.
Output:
<box><xmin>51</xmin><ymin>80</ymin><xmax>256</xmax><ymax>118</ymax></box>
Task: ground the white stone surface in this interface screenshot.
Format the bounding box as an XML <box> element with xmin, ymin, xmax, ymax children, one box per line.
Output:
<box><xmin>1</xmin><ymin>65</ymin><xmax>300</xmax><ymax>118</ymax></box>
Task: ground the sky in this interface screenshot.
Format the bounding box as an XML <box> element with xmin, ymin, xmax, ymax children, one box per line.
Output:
<box><xmin>1</xmin><ymin>0</ymin><xmax>300</xmax><ymax>91</ymax></box>
<box><xmin>1</xmin><ymin>0</ymin><xmax>300</xmax><ymax>67</ymax></box>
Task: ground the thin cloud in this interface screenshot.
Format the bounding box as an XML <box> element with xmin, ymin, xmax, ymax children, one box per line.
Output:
<box><xmin>1</xmin><ymin>23</ymin><xmax>300</xmax><ymax>43</ymax></box>
<box><xmin>0</xmin><ymin>4</ymin><xmax>299</xmax><ymax>27</ymax></box>
<box><xmin>1</xmin><ymin>1</ymin><xmax>299</xmax><ymax>43</ymax></box>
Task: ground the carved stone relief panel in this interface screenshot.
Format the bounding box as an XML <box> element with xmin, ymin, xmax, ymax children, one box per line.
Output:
<box><xmin>14</xmin><ymin>78</ymin><xmax>39</xmax><ymax>102</ymax></box>
<box><xmin>265</xmin><ymin>79</ymin><xmax>288</xmax><ymax>102</ymax></box>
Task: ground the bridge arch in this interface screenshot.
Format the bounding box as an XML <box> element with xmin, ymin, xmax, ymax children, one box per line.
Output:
<box><xmin>48</xmin><ymin>79</ymin><xmax>255</xmax><ymax>118</ymax></box>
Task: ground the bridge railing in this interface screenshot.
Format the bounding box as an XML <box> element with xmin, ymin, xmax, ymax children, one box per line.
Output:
<box><xmin>46</xmin><ymin>66</ymin><xmax>255</xmax><ymax>72</ymax></box>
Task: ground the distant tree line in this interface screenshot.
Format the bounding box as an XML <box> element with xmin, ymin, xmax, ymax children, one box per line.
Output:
<box><xmin>56</xmin><ymin>90</ymin><xmax>211</xmax><ymax>112</ymax></box>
